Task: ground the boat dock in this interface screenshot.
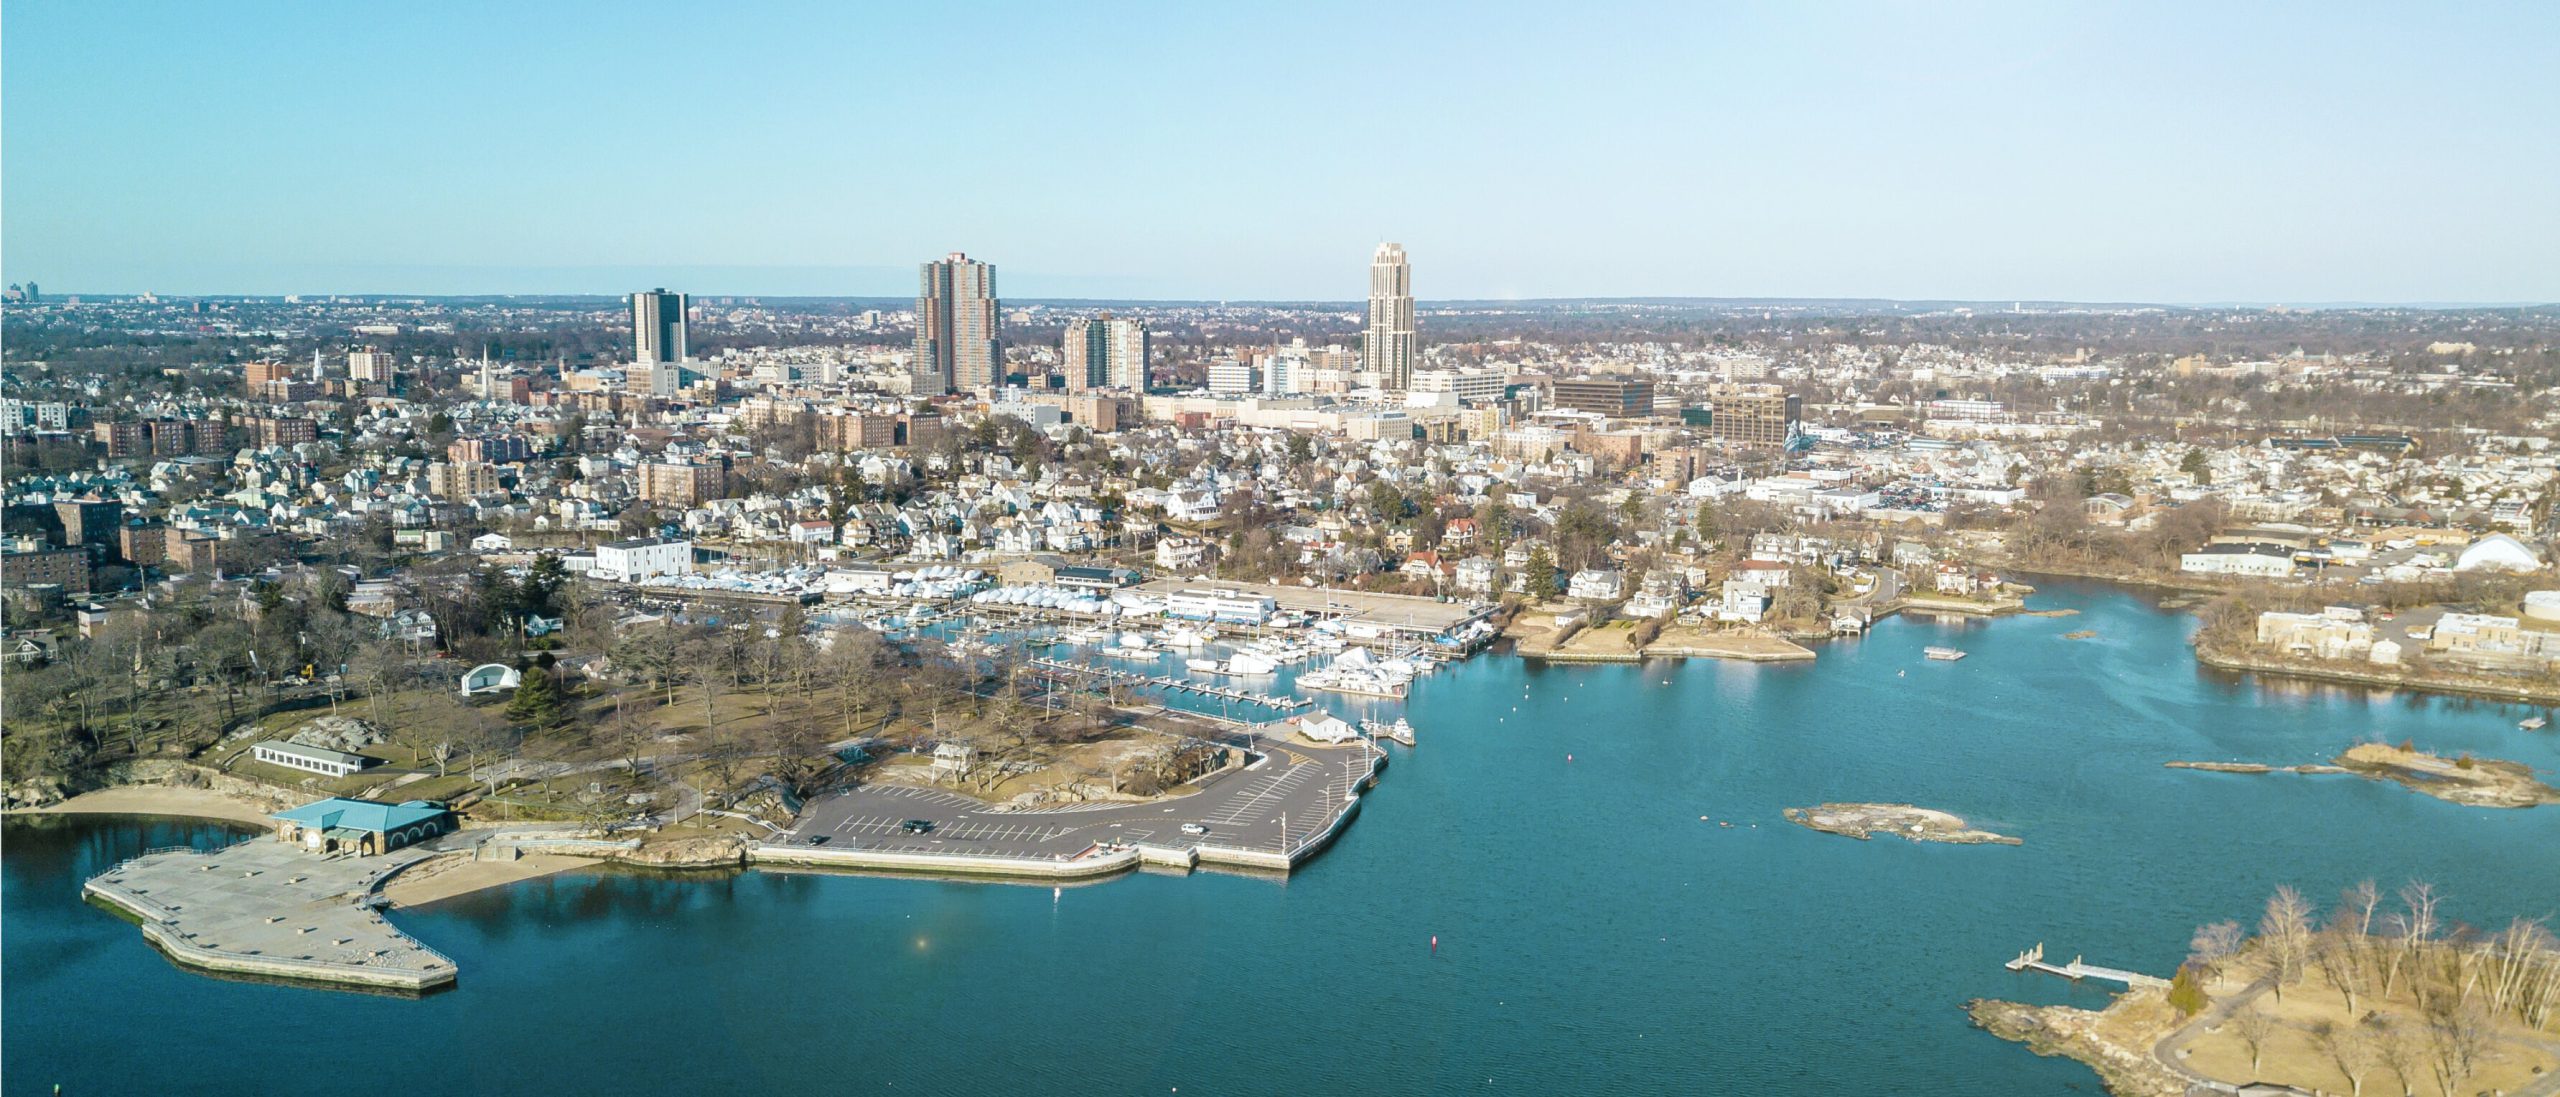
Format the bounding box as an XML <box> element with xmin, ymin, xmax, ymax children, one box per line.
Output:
<box><xmin>2004</xmin><ymin>944</ymin><xmax>2169</xmax><ymax>989</ymax></box>
<box><xmin>1025</xmin><ymin>658</ymin><xmax>1310</xmax><ymax>711</ymax></box>
<box><xmin>1360</xmin><ymin>719</ymin><xmax>1416</xmax><ymax>746</ymax></box>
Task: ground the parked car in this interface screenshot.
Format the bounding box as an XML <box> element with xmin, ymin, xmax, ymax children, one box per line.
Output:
<box><xmin>900</xmin><ymin>819</ymin><xmax>935</xmax><ymax>834</ymax></box>
<box><xmin>1179</xmin><ymin>823</ymin><xmax>1208</xmax><ymax>836</ymax></box>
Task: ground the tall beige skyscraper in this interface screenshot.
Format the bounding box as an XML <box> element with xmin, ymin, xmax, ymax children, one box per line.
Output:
<box><xmin>1062</xmin><ymin>313</ymin><xmax>1150</xmax><ymax>391</ymax></box>
<box><xmin>914</xmin><ymin>253</ymin><xmax>1000</xmax><ymax>394</ymax></box>
<box><xmin>1363</xmin><ymin>242</ymin><xmax>1416</xmax><ymax>390</ymax></box>
<box><xmin>630</xmin><ymin>288</ymin><xmax>688</xmax><ymax>365</ymax></box>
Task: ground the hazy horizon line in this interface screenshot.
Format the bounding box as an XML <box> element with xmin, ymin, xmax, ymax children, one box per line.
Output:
<box><xmin>11</xmin><ymin>287</ymin><xmax>2555</xmax><ymax>313</ymax></box>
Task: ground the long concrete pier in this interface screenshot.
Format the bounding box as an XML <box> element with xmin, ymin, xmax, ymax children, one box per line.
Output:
<box><xmin>84</xmin><ymin>840</ymin><xmax>457</xmax><ymax>992</ymax></box>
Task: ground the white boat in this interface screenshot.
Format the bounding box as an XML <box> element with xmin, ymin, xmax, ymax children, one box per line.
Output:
<box><xmin>1117</xmin><ymin>632</ymin><xmax>1153</xmax><ymax>650</ymax></box>
<box><xmin>1226</xmin><ymin>651</ymin><xmax>1279</xmax><ymax>675</ymax></box>
<box><xmin>1159</xmin><ymin>626</ymin><xmax>1210</xmax><ymax>650</ymax></box>
<box><xmin>1103</xmin><ymin>644</ymin><xmax>1155</xmax><ymax>660</ymax></box>
<box><xmin>1185</xmin><ymin>657</ymin><xmax>1223</xmax><ymax>674</ymax></box>
<box><xmin>1924</xmin><ymin>646</ymin><xmax>1968</xmax><ymax>661</ymax></box>
<box><xmin>1361</xmin><ymin>717</ymin><xmax>1417</xmax><ymax>745</ymax></box>
<box><xmin>2524</xmin><ymin>716</ymin><xmax>2550</xmax><ymax>730</ymax></box>
<box><xmin>1300</xmin><ymin>667</ymin><xmax>1409</xmax><ymax>699</ymax></box>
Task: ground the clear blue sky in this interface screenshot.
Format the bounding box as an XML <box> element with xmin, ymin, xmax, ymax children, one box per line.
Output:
<box><xmin>6</xmin><ymin>1</ymin><xmax>2555</xmax><ymax>303</ymax></box>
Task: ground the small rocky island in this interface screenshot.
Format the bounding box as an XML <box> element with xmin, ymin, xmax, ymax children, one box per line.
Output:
<box><xmin>1783</xmin><ymin>803</ymin><xmax>2021</xmax><ymax>845</ymax></box>
<box><xmin>2167</xmin><ymin>743</ymin><xmax>2559</xmax><ymax>809</ymax></box>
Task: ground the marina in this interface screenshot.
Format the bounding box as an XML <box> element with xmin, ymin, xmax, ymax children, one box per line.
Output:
<box><xmin>1022</xmin><ymin>657</ymin><xmax>1312</xmax><ymax>713</ymax></box>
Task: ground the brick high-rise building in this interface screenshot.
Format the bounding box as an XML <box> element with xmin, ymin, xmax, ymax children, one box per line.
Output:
<box><xmin>914</xmin><ymin>253</ymin><xmax>1000</xmax><ymax>395</ymax></box>
<box><xmin>245</xmin><ymin>416</ymin><xmax>318</xmax><ymax>447</ymax></box>
<box><xmin>638</xmin><ymin>459</ymin><xmax>731</xmax><ymax>507</ymax></box>
<box><xmin>815</xmin><ymin>411</ymin><xmax>899</xmax><ymax>450</ymax></box>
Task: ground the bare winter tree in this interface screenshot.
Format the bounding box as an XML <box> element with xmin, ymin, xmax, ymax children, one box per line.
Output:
<box><xmin>2423</xmin><ymin>997</ymin><xmax>2490</xmax><ymax>1097</ymax></box>
<box><xmin>2309</xmin><ymin>1019</ymin><xmax>2371</xmax><ymax>1097</ymax></box>
<box><xmin>2231</xmin><ymin>1008</ymin><xmax>2278</xmax><ymax>1074</ymax></box>
<box><xmin>2191</xmin><ymin>920</ymin><xmax>2247</xmax><ymax>977</ymax></box>
<box><xmin>2365</xmin><ymin>1016</ymin><xmax>2420</xmax><ymax>1097</ymax></box>
<box><xmin>2260</xmin><ymin>885</ymin><xmax>2315</xmax><ymax>1000</ymax></box>
<box><xmin>2314</xmin><ymin>921</ymin><xmax>2369</xmax><ymax>1015</ymax></box>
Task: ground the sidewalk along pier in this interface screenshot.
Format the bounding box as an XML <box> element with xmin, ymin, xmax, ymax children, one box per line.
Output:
<box><xmin>83</xmin><ymin>840</ymin><xmax>457</xmax><ymax>992</ymax></box>
<box><xmin>2004</xmin><ymin>943</ymin><xmax>2170</xmax><ymax>990</ymax></box>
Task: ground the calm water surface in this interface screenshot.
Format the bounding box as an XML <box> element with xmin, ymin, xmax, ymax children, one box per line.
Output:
<box><xmin>8</xmin><ymin>581</ymin><xmax>2557</xmax><ymax>1096</ymax></box>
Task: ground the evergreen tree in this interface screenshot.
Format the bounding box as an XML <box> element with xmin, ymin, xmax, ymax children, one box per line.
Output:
<box><xmin>504</xmin><ymin>654</ymin><xmax>572</xmax><ymax>730</ymax></box>
<box><xmin>1525</xmin><ymin>546</ymin><xmax>1558</xmax><ymax>600</ymax></box>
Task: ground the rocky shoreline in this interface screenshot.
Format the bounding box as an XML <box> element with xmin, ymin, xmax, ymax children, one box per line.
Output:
<box><xmin>2168</xmin><ymin>743</ymin><xmax>2558</xmax><ymax>808</ymax></box>
<box><xmin>1965</xmin><ymin>998</ymin><xmax>2187</xmax><ymax>1097</ymax></box>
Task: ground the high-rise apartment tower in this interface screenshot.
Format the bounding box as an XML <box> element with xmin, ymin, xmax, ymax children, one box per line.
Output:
<box><xmin>1063</xmin><ymin>313</ymin><xmax>1150</xmax><ymax>392</ymax></box>
<box><xmin>914</xmin><ymin>253</ymin><xmax>1001</xmax><ymax>394</ymax></box>
<box><xmin>1363</xmin><ymin>243</ymin><xmax>1417</xmax><ymax>390</ymax></box>
<box><xmin>631</xmin><ymin>289</ymin><xmax>688</xmax><ymax>365</ymax></box>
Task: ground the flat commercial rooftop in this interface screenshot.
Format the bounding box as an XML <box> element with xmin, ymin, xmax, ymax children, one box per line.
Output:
<box><xmin>1135</xmin><ymin>578</ymin><xmax>1491</xmax><ymax>636</ymax></box>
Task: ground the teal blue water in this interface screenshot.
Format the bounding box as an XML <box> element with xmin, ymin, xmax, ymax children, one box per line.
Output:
<box><xmin>9</xmin><ymin>581</ymin><xmax>2557</xmax><ymax>1096</ymax></box>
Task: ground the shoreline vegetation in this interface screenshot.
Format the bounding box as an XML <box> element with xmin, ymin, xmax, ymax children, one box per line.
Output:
<box><xmin>1973</xmin><ymin>882</ymin><xmax>2560</xmax><ymax>1097</ymax></box>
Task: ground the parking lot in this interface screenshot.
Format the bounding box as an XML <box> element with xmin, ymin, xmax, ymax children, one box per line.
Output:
<box><xmin>783</xmin><ymin>729</ymin><xmax>1382</xmax><ymax>861</ymax></box>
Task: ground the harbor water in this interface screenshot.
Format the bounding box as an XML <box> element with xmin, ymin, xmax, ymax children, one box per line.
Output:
<box><xmin>8</xmin><ymin>580</ymin><xmax>2557</xmax><ymax>1095</ymax></box>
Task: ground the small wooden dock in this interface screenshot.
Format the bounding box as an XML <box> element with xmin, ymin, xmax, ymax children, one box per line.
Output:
<box><xmin>2005</xmin><ymin>943</ymin><xmax>2169</xmax><ymax>989</ymax></box>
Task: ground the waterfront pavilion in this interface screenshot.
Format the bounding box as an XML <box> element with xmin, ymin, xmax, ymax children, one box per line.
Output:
<box><xmin>272</xmin><ymin>798</ymin><xmax>456</xmax><ymax>856</ymax></box>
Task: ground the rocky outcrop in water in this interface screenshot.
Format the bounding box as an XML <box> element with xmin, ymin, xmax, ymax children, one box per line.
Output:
<box><xmin>1782</xmin><ymin>803</ymin><xmax>2020</xmax><ymax>845</ymax></box>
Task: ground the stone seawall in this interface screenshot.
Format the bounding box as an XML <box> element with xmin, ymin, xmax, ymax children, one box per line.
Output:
<box><xmin>750</xmin><ymin>843</ymin><xmax>1144</xmax><ymax>880</ymax></box>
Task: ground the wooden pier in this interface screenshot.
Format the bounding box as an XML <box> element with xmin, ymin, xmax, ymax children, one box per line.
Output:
<box><xmin>2004</xmin><ymin>944</ymin><xmax>2169</xmax><ymax>990</ymax></box>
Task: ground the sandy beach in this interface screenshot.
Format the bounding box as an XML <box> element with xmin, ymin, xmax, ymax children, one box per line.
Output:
<box><xmin>20</xmin><ymin>786</ymin><xmax>281</xmax><ymax>827</ymax></box>
<box><xmin>381</xmin><ymin>852</ymin><xmax>593</xmax><ymax>907</ymax></box>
